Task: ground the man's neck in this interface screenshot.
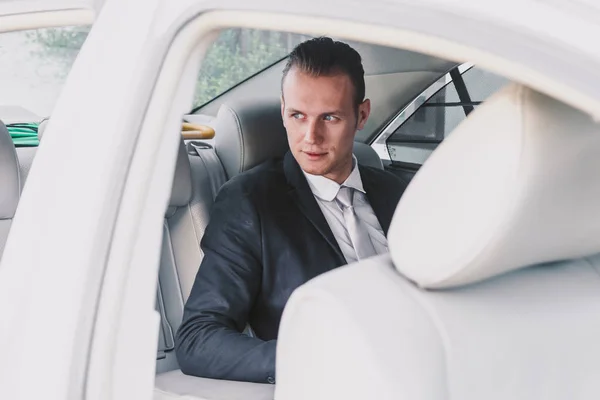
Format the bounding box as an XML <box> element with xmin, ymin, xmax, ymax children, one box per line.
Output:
<box><xmin>324</xmin><ymin>156</ymin><xmax>355</xmax><ymax>185</ymax></box>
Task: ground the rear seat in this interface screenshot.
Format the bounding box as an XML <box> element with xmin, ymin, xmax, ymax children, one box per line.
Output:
<box><xmin>156</xmin><ymin>138</ymin><xmax>228</xmax><ymax>372</ymax></box>
<box><xmin>15</xmin><ymin>119</ymin><xmax>46</xmax><ymax>188</ymax></box>
<box><xmin>0</xmin><ymin>120</ymin><xmax>21</xmax><ymax>261</ymax></box>
<box><xmin>154</xmin><ymin>98</ymin><xmax>386</xmax><ymax>400</ymax></box>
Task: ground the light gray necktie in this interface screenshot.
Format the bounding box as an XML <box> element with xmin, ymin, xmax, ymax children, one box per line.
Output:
<box><xmin>336</xmin><ymin>186</ymin><xmax>377</xmax><ymax>260</ymax></box>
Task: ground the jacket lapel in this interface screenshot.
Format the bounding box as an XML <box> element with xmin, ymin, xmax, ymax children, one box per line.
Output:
<box><xmin>360</xmin><ymin>166</ymin><xmax>395</xmax><ymax>235</ymax></box>
<box><xmin>283</xmin><ymin>152</ymin><xmax>346</xmax><ymax>263</ymax></box>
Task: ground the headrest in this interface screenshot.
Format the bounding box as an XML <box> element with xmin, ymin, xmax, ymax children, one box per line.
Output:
<box><xmin>0</xmin><ymin>120</ymin><xmax>20</xmax><ymax>219</ymax></box>
<box><xmin>353</xmin><ymin>142</ymin><xmax>383</xmax><ymax>170</ymax></box>
<box><xmin>213</xmin><ymin>99</ymin><xmax>384</xmax><ymax>177</ymax></box>
<box><xmin>37</xmin><ymin>119</ymin><xmax>48</xmax><ymax>141</ymax></box>
<box><xmin>389</xmin><ymin>84</ymin><xmax>600</xmax><ymax>289</ymax></box>
<box><xmin>168</xmin><ymin>139</ymin><xmax>192</xmax><ymax>208</ymax></box>
<box><xmin>214</xmin><ymin>98</ymin><xmax>289</xmax><ymax>179</ymax></box>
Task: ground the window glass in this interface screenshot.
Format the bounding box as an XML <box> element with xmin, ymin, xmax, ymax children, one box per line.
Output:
<box><xmin>193</xmin><ymin>29</ymin><xmax>310</xmax><ymax>107</ymax></box>
<box><xmin>390</xmin><ymin>82</ymin><xmax>463</xmax><ymax>141</ymax></box>
<box><xmin>0</xmin><ymin>26</ymin><xmax>90</xmax><ymax>146</ymax></box>
<box><xmin>385</xmin><ymin>66</ymin><xmax>508</xmax><ymax>162</ymax></box>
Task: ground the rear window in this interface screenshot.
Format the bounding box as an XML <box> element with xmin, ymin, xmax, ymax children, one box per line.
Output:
<box><xmin>193</xmin><ymin>29</ymin><xmax>310</xmax><ymax>108</ymax></box>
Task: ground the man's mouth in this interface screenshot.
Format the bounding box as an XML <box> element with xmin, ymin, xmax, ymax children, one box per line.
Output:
<box><xmin>303</xmin><ymin>151</ymin><xmax>327</xmax><ymax>160</ymax></box>
<box><xmin>303</xmin><ymin>151</ymin><xmax>327</xmax><ymax>159</ymax></box>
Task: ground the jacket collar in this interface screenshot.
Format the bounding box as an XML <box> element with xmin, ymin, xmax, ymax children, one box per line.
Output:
<box><xmin>301</xmin><ymin>155</ymin><xmax>364</xmax><ymax>202</ymax></box>
<box><xmin>283</xmin><ymin>151</ymin><xmax>395</xmax><ymax>256</ymax></box>
<box><xmin>283</xmin><ymin>152</ymin><xmax>345</xmax><ymax>263</ymax></box>
<box><xmin>360</xmin><ymin>168</ymin><xmax>394</xmax><ymax>235</ymax></box>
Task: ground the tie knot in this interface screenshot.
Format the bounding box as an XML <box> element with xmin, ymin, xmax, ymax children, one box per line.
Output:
<box><xmin>336</xmin><ymin>186</ymin><xmax>354</xmax><ymax>208</ymax></box>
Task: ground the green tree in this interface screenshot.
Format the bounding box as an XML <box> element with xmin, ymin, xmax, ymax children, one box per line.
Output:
<box><xmin>29</xmin><ymin>26</ymin><xmax>304</xmax><ymax>109</ymax></box>
<box><xmin>27</xmin><ymin>26</ymin><xmax>90</xmax><ymax>75</ymax></box>
<box><xmin>193</xmin><ymin>29</ymin><xmax>294</xmax><ymax>106</ymax></box>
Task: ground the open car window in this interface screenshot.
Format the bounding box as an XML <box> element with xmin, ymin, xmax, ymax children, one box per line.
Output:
<box><xmin>0</xmin><ymin>25</ymin><xmax>90</xmax><ymax>146</ymax></box>
<box><xmin>384</xmin><ymin>66</ymin><xmax>509</xmax><ymax>165</ymax></box>
<box><xmin>192</xmin><ymin>28</ymin><xmax>310</xmax><ymax>109</ymax></box>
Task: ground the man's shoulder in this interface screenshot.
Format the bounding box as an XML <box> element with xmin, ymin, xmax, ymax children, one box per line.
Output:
<box><xmin>360</xmin><ymin>165</ymin><xmax>409</xmax><ymax>188</ymax></box>
<box><xmin>218</xmin><ymin>158</ymin><xmax>287</xmax><ymax>199</ymax></box>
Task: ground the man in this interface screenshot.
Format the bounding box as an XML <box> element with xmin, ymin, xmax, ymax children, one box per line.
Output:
<box><xmin>176</xmin><ymin>37</ymin><xmax>408</xmax><ymax>384</ymax></box>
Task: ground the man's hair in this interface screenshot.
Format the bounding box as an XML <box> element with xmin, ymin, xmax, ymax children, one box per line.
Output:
<box><xmin>281</xmin><ymin>37</ymin><xmax>365</xmax><ymax>108</ymax></box>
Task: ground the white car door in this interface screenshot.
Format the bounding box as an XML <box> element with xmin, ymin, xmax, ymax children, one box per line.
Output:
<box><xmin>0</xmin><ymin>0</ymin><xmax>99</xmax><ymax>396</ymax></box>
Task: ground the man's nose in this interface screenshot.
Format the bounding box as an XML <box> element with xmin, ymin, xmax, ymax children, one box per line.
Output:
<box><xmin>303</xmin><ymin>120</ymin><xmax>322</xmax><ymax>144</ymax></box>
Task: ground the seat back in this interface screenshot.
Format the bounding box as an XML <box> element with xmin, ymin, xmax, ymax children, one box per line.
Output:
<box><xmin>0</xmin><ymin>120</ymin><xmax>21</xmax><ymax>261</ymax></box>
<box><xmin>15</xmin><ymin>119</ymin><xmax>46</xmax><ymax>188</ymax></box>
<box><xmin>275</xmin><ymin>84</ymin><xmax>600</xmax><ymax>400</ymax></box>
<box><xmin>156</xmin><ymin>139</ymin><xmax>227</xmax><ymax>372</ymax></box>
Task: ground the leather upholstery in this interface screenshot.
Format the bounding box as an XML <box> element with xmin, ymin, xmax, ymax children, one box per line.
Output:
<box><xmin>275</xmin><ymin>85</ymin><xmax>600</xmax><ymax>400</ymax></box>
<box><xmin>155</xmin><ymin>369</ymin><xmax>274</xmax><ymax>400</ymax></box>
<box><xmin>276</xmin><ymin>253</ymin><xmax>600</xmax><ymax>400</ymax></box>
<box><xmin>157</xmin><ymin>141</ymin><xmax>227</xmax><ymax>374</ymax></box>
<box><xmin>213</xmin><ymin>99</ymin><xmax>384</xmax><ymax>179</ymax></box>
<box><xmin>389</xmin><ymin>84</ymin><xmax>600</xmax><ymax>288</ymax></box>
<box><xmin>37</xmin><ymin>119</ymin><xmax>48</xmax><ymax>141</ymax></box>
<box><xmin>16</xmin><ymin>147</ymin><xmax>36</xmax><ymax>190</ymax></box>
<box><xmin>168</xmin><ymin>140</ymin><xmax>193</xmax><ymax>208</ymax></box>
<box><xmin>214</xmin><ymin>98</ymin><xmax>289</xmax><ymax>179</ymax></box>
<box><xmin>0</xmin><ymin>120</ymin><xmax>20</xmax><ymax>220</ymax></box>
<box><xmin>353</xmin><ymin>142</ymin><xmax>383</xmax><ymax>169</ymax></box>
<box><xmin>0</xmin><ymin>120</ymin><xmax>20</xmax><ymax>260</ymax></box>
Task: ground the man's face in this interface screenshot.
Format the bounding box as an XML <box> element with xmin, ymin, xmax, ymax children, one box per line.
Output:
<box><xmin>281</xmin><ymin>67</ymin><xmax>370</xmax><ymax>184</ymax></box>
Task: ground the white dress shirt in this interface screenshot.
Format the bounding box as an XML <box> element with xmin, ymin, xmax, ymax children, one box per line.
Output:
<box><xmin>302</xmin><ymin>157</ymin><xmax>388</xmax><ymax>264</ymax></box>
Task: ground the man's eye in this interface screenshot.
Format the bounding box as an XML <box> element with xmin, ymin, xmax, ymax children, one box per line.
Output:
<box><xmin>323</xmin><ymin>115</ymin><xmax>336</xmax><ymax>122</ymax></box>
<box><xmin>291</xmin><ymin>113</ymin><xmax>304</xmax><ymax>120</ymax></box>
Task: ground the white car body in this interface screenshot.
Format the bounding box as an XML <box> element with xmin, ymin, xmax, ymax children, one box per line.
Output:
<box><xmin>0</xmin><ymin>0</ymin><xmax>600</xmax><ymax>399</ymax></box>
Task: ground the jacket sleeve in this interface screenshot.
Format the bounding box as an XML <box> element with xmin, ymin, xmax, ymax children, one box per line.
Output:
<box><xmin>175</xmin><ymin>180</ymin><xmax>276</xmax><ymax>383</ymax></box>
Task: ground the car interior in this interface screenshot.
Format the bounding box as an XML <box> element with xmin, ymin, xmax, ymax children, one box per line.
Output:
<box><xmin>1</xmin><ymin>34</ymin><xmax>512</xmax><ymax>399</ymax></box>
<box><xmin>7</xmin><ymin>28</ymin><xmax>599</xmax><ymax>400</ymax></box>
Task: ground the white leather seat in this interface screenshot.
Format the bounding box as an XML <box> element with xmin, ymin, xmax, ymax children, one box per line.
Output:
<box><xmin>0</xmin><ymin>120</ymin><xmax>21</xmax><ymax>261</ymax></box>
<box><xmin>13</xmin><ymin>119</ymin><xmax>47</xmax><ymax>189</ymax></box>
<box><xmin>156</xmin><ymin>138</ymin><xmax>227</xmax><ymax>372</ymax></box>
<box><xmin>155</xmin><ymin>369</ymin><xmax>274</xmax><ymax>400</ymax></box>
<box><xmin>275</xmin><ymin>84</ymin><xmax>600</xmax><ymax>400</ymax></box>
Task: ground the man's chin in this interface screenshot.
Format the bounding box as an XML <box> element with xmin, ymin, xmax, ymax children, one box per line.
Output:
<box><xmin>299</xmin><ymin>162</ymin><xmax>330</xmax><ymax>177</ymax></box>
<box><xmin>293</xmin><ymin>152</ymin><xmax>332</xmax><ymax>176</ymax></box>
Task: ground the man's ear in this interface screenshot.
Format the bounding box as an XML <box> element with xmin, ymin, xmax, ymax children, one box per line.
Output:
<box><xmin>280</xmin><ymin>95</ymin><xmax>286</xmax><ymax>127</ymax></box>
<box><xmin>357</xmin><ymin>98</ymin><xmax>371</xmax><ymax>130</ymax></box>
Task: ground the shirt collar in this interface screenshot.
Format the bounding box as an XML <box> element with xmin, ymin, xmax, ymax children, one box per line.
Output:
<box><xmin>302</xmin><ymin>155</ymin><xmax>365</xmax><ymax>202</ymax></box>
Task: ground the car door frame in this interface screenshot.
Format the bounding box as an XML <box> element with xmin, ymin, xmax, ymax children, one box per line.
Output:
<box><xmin>0</xmin><ymin>1</ymin><xmax>96</xmax><ymax>396</ymax></box>
<box><xmin>370</xmin><ymin>63</ymin><xmax>474</xmax><ymax>162</ymax></box>
<box><xmin>0</xmin><ymin>1</ymin><xmax>95</xmax><ymax>32</ymax></box>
